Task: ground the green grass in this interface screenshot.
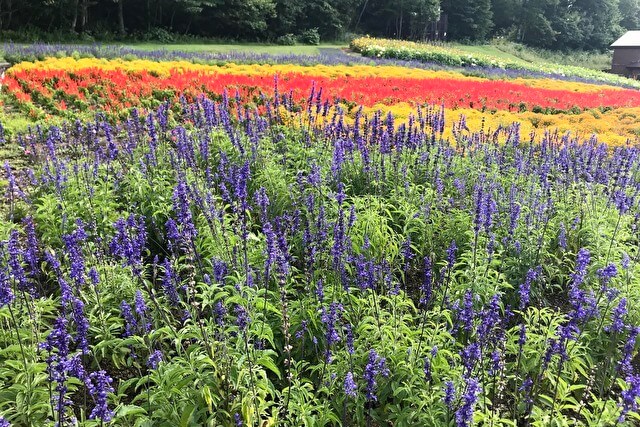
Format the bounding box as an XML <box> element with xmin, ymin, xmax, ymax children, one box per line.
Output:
<box><xmin>453</xmin><ymin>41</ymin><xmax>612</xmax><ymax>71</ymax></box>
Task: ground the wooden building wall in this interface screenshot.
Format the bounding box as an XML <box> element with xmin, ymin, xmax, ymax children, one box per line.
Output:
<box><xmin>612</xmin><ymin>47</ymin><xmax>640</xmax><ymax>76</ymax></box>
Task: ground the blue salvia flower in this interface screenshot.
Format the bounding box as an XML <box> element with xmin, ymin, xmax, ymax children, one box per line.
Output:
<box><xmin>172</xmin><ymin>180</ymin><xmax>197</xmax><ymax>242</ymax></box>
<box><xmin>72</xmin><ymin>298</ymin><xmax>90</xmax><ymax>354</ymax></box>
<box><xmin>134</xmin><ymin>291</ymin><xmax>151</xmax><ymax>333</ymax></box>
<box><xmin>457</xmin><ymin>291</ymin><xmax>474</xmax><ymax>334</ymax></box>
<box><xmin>597</xmin><ymin>263</ymin><xmax>618</xmax><ymax>286</ymax></box>
<box><xmin>455</xmin><ymin>377</ymin><xmax>481</xmax><ymax>427</ymax></box>
<box><xmin>571</xmin><ymin>248</ymin><xmax>590</xmax><ymax>287</ymax></box>
<box><xmin>161</xmin><ymin>259</ymin><xmax>180</xmax><ymax>307</ymax></box>
<box><xmin>619</xmin><ymin>374</ymin><xmax>640</xmax><ymax>423</ymax></box>
<box><xmin>7</xmin><ymin>230</ymin><xmax>33</xmax><ymax>296</ymax></box>
<box><xmin>477</xmin><ymin>294</ymin><xmax>500</xmax><ymax>344</ymax></box>
<box><xmin>447</xmin><ymin>240</ymin><xmax>457</xmax><ymax>269</ymax></box>
<box><xmin>321</xmin><ymin>302</ymin><xmax>343</xmax><ymax>347</ymax></box>
<box><xmin>147</xmin><ymin>350</ymin><xmax>163</xmax><ymax>369</ymax></box>
<box><xmin>558</xmin><ymin>222</ymin><xmax>567</xmax><ymax>249</ymax></box>
<box><xmin>460</xmin><ymin>343</ymin><xmax>481</xmax><ymax>376</ymax></box>
<box><xmin>606</xmin><ymin>298</ymin><xmax>627</xmax><ymax>334</ymax></box>
<box><xmin>518</xmin><ymin>267</ymin><xmax>540</xmax><ymax>311</ymax></box>
<box><xmin>213</xmin><ymin>301</ymin><xmax>227</xmax><ymax>327</ymax></box>
<box><xmin>22</xmin><ymin>216</ymin><xmax>39</xmax><ymax>276</ymax></box>
<box><xmin>120</xmin><ymin>301</ymin><xmax>137</xmax><ymax>337</ymax></box>
<box><xmin>363</xmin><ymin>349</ymin><xmax>389</xmax><ymax>402</ymax></box>
<box><xmin>110</xmin><ymin>215</ymin><xmax>147</xmax><ymax>274</ymax></box>
<box><xmin>234</xmin><ymin>304</ymin><xmax>250</xmax><ymax>331</ymax></box>
<box><xmin>0</xmin><ymin>416</ymin><xmax>10</xmax><ymax>427</ymax></box>
<box><xmin>621</xmin><ymin>252</ymin><xmax>631</xmax><ymax>270</ymax></box>
<box><xmin>345</xmin><ymin>323</ymin><xmax>354</xmax><ymax>355</ymax></box>
<box><xmin>165</xmin><ymin>218</ymin><xmax>180</xmax><ymax>252</ymax></box>
<box><xmin>87</xmin><ymin>370</ymin><xmax>114</xmax><ymax>422</ymax></box>
<box><xmin>420</xmin><ymin>256</ymin><xmax>433</xmax><ymax>306</ymax></box>
<box><xmin>344</xmin><ymin>372</ymin><xmax>357</xmax><ymax>397</ymax></box>
<box><xmin>40</xmin><ymin>316</ymin><xmax>74</xmax><ymax>426</ymax></box>
<box><xmin>424</xmin><ymin>357</ymin><xmax>432</xmax><ymax>382</ymax></box>
<box><xmin>62</xmin><ymin>219</ymin><xmax>87</xmax><ymax>286</ymax></box>
<box><xmin>443</xmin><ymin>381</ymin><xmax>456</xmax><ymax>410</ymax></box>
<box><xmin>620</xmin><ymin>326</ymin><xmax>639</xmax><ymax>376</ymax></box>
<box><xmin>0</xmin><ymin>258</ymin><xmax>14</xmax><ymax>308</ymax></box>
<box><xmin>234</xmin><ymin>413</ymin><xmax>243</xmax><ymax>427</ymax></box>
<box><xmin>88</xmin><ymin>267</ymin><xmax>100</xmax><ymax>287</ymax></box>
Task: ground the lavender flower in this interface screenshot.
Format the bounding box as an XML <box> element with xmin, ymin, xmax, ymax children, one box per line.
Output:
<box><xmin>0</xmin><ymin>416</ymin><xmax>10</xmax><ymax>427</ymax></box>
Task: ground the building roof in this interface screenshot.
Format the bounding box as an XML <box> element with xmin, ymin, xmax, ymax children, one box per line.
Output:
<box><xmin>611</xmin><ymin>31</ymin><xmax>640</xmax><ymax>47</ymax></box>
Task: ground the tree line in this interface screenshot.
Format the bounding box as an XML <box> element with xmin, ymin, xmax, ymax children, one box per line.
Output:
<box><xmin>0</xmin><ymin>0</ymin><xmax>638</xmax><ymax>50</ymax></box>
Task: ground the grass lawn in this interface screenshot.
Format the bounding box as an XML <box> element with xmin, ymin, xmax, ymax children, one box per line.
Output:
<box><xmin>452</xmin><ymin>44</ymin><xmax>526</xmax><ymax>62</ymax></box>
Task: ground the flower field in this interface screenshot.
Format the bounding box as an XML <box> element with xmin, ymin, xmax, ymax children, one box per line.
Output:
<box><xmin>1</xmin><ymin>46</ymin><xmax>640</xmax><ymax>427</ymax></box>
<box><xmin>5</xmin><ymin>56</ymin><xmax>640</xmax><ymax>145</ymax></box>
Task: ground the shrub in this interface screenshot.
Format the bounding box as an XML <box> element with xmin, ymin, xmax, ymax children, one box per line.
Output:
<box><xmin>299</xmin><ymin>28</ymin><xmax>320</xmax><ymax>45</ymax></box>
<box><xmin>276</xmin><ymin>33</ymin><xmax>297</xmax><ymax>46</ymax></box>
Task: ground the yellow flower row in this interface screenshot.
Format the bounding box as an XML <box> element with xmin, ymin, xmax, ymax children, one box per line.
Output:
<box><xmin>9</xmin><ymin>57</ymin><xmax>622</xmax><ymax>94</ymax></box>
<box><xmin>280</xmin><ymin>103</ymin><xmax>639</xmax><ymax>147</ymax></box>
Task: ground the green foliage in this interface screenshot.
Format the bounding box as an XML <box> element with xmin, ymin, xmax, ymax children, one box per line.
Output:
<box><xmin>298</xmin><ymin>28</ymin><xmax>320</xmax><ymax>46</ymax></box>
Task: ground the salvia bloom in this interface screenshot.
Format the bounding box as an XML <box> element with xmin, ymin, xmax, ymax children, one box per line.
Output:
<box><xmin>344</xmin><ymin>372</ymin><xmax>357</xmax><ymax>397</ymax></box>
<box><xmin>424</xmin><ymin>357</ymin><xmax>432</xmax><ymax>382</ymax></box>
<box><xmin>87</xmin><ymin>370</ymin><xmax>114</xmax><ymax>422</ymax></box>
<box><xmin>619</xmin><ymin>374</ymin><xmax>640</xmax><ymax>422</ymax></box>
<box><xmin>161</xmin><ymin>259</ymin><xmax>181</xmax><ymax>307</ymax></box>
<box><xmin>234</xmin><ymin>304</ymin><xmax>250</xmax><ymax>331</ymax></box>
<box><xmin>363</xmin><ymin>349</ymin><xmax>389</xmax><ymax>402</ymax></box>
<box><xmin>0</xmin><ymin>259</ymin><xmax>14</xmax><ymax>308</ymax></box>
<box><xmin>597</xmin><ymin>263</ymin><xmax>618</xmax><ymax>285</ymax></box>
<box><xmin>607</xmin><ymin>298</ymin><xmax>627</xmax><ymax>334</ymax></box>
<box><xmin>120</xmin><ymin>301</ymin><xmax>138</xmax><ymax>337</ymax></box>
<box><xmin>443</xmin><ymin>381</ymin><xmax>456</xmax><ymax>410</ymax></box>
<box><xmin>147</xmin><ymin>350</ymin><xmax>163</xmax><ymax>369</ymax></box>
<box><xmin>571</xmin><ymin>248</ymin><xmax>590</xmax><ymax>287</ymax></box>
<box><xmin>0</xmin><ymin>416</ymin><xmax>10</xmax><ymax>427</ymax></box>
<box><xmin>455</xmin><ymin>377</ymin><xmax>481</xmax><ymax>427</ymax></box>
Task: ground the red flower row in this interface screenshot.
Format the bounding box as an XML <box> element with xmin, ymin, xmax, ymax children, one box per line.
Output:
<box><xmin>6</xmin><ymin>66</ymin><xmax>640</xmax><ymax>116</ymax></box>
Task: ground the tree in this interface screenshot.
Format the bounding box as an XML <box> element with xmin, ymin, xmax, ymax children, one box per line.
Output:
<box><xmin>441</xmin><ymin>0</ymin><xmax>494</xmax><ymax>41</ymax></box>
<box><xmin>572</xmin><ymin>0</ymin><xmax>623</xmax><ymax>49</ymax></box>
<box><xmin>619</xmin><ymin>0</ymin><xmax>640</xmax><ymax>29</ymax></box>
